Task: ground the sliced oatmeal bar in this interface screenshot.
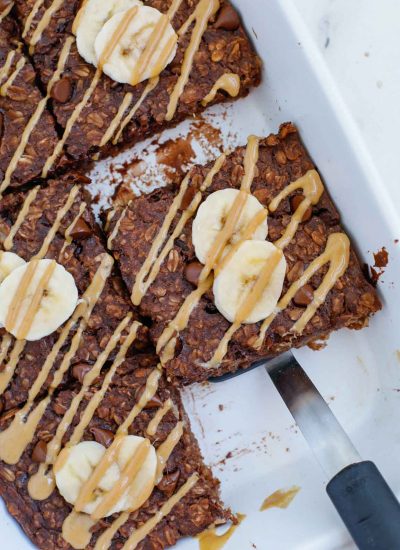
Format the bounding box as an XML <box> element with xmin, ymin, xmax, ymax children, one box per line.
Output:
<box><xmin>0</xmin><ymin>174</ymin><xmax>146</xmax><ymax>412</ymax></box>
<box><xmin>0</xmin><ymin>353</ymin><xmax>229</xmax><ymax>549</ymax></box>
<box><xmin>104</xmin><ymin>123</ymin><xmax>381</xmax><ymax>384</ymax></box>
<box><xmin>0</xmin><ymin>7</ymin><xmax>60</xmax><ymax>193</ymax></box>
<box><xmin>13</xmin><ymin>0</ymin><xmax>261</xmax><ymax>170</ymax></box>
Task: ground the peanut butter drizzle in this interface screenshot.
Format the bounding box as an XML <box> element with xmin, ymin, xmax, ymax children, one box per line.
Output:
<box><xmin>0</xmin><ymin>37</ymin><xmax>74</xmax><ymax>196</ymax></box>
<box><xmin>100</xmin><ymin>92</ymin><xmax>133</xmax><ymax>147</ymax></box>
<box><xmin>121</xmin><ymin>473</ymin><xmax>199</xmax><ymax>550</ymax></box>
<box><xmin>113</xmin><ymin>77</ymin><xmax>159</xmax><ymax>145</ymax></box>
<box><xmin>206</xmin><ymin>249</ymin><xmax>283</xmax><ymax>368</ymax></box>
<box><xmin>157</xmin><ymin>276</ymin><xmax>212</xmax><ymax>363</ymax></box>
<box><xmin>91</xmin><ymin>439</ymin><xmax>151</xmax><ymax>519</ymax></box>
<box><xmin>22</xmin><ymin>0</ymin><xmax>44</xmax><ymax>38</ymax></box>
<box><xmin>255</xmin><ymin>233</ymin><xmax>350</xmax><ymax>348</ymax></box>
<box><xmin>1</xmin><ymin>56</ymin><xmax>26</xmax><ymax>96</ymax></box>
<box><xmin>155</xmin><ymin>421</ymin><xmax>183</xmax><ymax>483</ymax></box>
<box><xmin>197</xmin><ymin>513</ymin><xmax>246</xmax><ymax>550</ymax></box>
<box><xmin>0</xmin><ymin>254</ymin><xmax>114</xmax><ymax>466</ymax></box>
<box><xmin>98</xmin><ymin>6</ymin><xmax>139</xmax><ymax>71</ymax></box>
<box><xmin>201</xmin><ymin>73</ymin><xmax>241</xmax><ymax>106</ymax></box>
<box><xmin>0</xmin><ymin>339</ymin><xmax>25</xmax><ymax>396</ymax></box>
<box><xmin>214</xmin><ymin>209</ymin><xmax>268</xmax><ymax>277</ymax></box>
<box><xmin>94</xmin><ymin>511</ymin><xmax>129</xmax><ymax>550</ymax></box>
<box><xmin>32</xmin><ymin>186</ymin><xmax>79</xmax><ymax>259</ymax></box>
<box><xmin>29</xmin><ymin>0</ymin><xmax>65</xmax><ymax>52</ymax></box>
<box><xmin>0</xmin><ymin>50</ymin><xmax>16</xmax><ymax>84</ymax></box>
<box><xmin>269</xmin><ymin>170</ymin><xmax>324</xmax><ymax>250</ymax></box>
<box><xmin>10</xmin><ymin>259</ymin><xmax>57</xmax><ymax>340</ymax></box>
<box><xmin>0</xmin><ymin>333</ymin><xmax>12</xmax><ymax>367</ymax></box>
<box><xmin>62</xmin><ymin>511</ymin><xmax>96</xmax><ymax>550</ymax></box>
<box><xmin>68</xmin><ymin>320</ymin><xmax>140</xmax><ymax>447</ymax></box>
<box><xmin>260</xmin><ymin>486</ymin><xmax>300</xmax><ymax>511</ymax></box>
<box><xmin>107</xmin><ymin>202</ymin><xmax>130</xmax><ymax>250</ymax></box>
<box><xmin>29</xmin><ymin>312</ymin><xmax>132</xmax><ymax>500</ymax></box>
<box><xmin>147</xmin><ymin>398</ymin><xmax>173</xmax><ymax>436</ymax></box>
<box><xmin>42</xmin><ymin>66</ymin><xmax>102</xmax><ymax>178</ymax></box>
<box><xmin>131</xmin><ymin>172</ymin><xmax>191</xmax><ymax>305</ymax></box>
<box><xmin>0</xmin><ymin>1</ymin><xmax>14</xmax><ymax>23</ymax></box>
<box><xmin>3</xmin><ymin>186</ymin><xmax>40</xmax><ymax>250</ymax></box>
<box><xmin>5</xmin><ymin>259</ymin><xmax>40</xmax><ymax>335</ymax></box>
<box><xmin>59</xmin><ymin>202</ymin><xmax>87</xmax><ymax>258</ymax></box>
<box><xmin>166</xmin><ymin>0</ymin><xmax>220</xmax><ymax>121</ymax></box>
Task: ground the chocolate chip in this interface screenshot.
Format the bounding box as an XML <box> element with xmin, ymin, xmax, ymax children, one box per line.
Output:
<box><xmin>72</xmin><ymin>363</ymin><xmax>92</xmax><ymax>384</ymax></box>
<box><xmin>90</xmin><ymin>427</ymin><xmax>114</xmax><ymax>447</ymax></box>
<box><xmin>135</xmin><ymin>386</ymin><xmax>163</xmax><ymax>409</ymax></box>
<box><xmin>215</xmin><ymin>5</ymin><xmax>241</xmax><ymax>31</ymax></box>
<box><xmin>32</xmin><ymin>440</ymin><xmax>47</xmax><ymax>463</ymax></box>
<box><xmin>180</xmin><ymin>186</ymin><xmax>196</xmax><ymax>210</ymax></box>
<box><xmin>293</xmin><ymin>284</ymin><xmax>314</xmax><ymax>307</ymax></box>
<box><xmin>157</xmin><ymin>469</ymin><xmax>180</xmax><ymax>497</ymax></box>
<box><xmin>69</xmin><ymin>217</ymin><xmax>92</xmax><ymax>240</ymax></box>
<box><xmin>184</xmin><ymin>261</ymin><xmax>203</xmax><ymax>286</ymax></box>
<box><xmin>50</xmin><ymin>77</ymin><xmax>72</xmax><ymax>103</ymax></box>
<box><xmin>290</xmin><ymin>194</ymin><xmax>312</xmax><ymax>222</ymax></box>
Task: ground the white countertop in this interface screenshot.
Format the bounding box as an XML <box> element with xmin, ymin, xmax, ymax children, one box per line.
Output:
<box><xmin>294</xmin><ymin>0</ymin><xmax>400</xmax><ymax>207</ymax></box>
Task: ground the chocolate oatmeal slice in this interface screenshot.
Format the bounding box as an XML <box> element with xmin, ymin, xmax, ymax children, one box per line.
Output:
<box><xmin>103</xmin><ymin>123</ymin><xmax>381</xmax><ymax>384</ymax></box>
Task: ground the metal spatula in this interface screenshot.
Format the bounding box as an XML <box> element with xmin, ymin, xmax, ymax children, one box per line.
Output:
<box><xmin>211</xmin><ymin>351</ymin><xmax>400</xmax><ymax>550</ymax></box>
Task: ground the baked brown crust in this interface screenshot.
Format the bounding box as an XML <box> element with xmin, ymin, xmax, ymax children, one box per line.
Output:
<box><xmin>13</xmin><ymin>0</ymin><xmax>261</xmax><ymax>166</ymax></box>
<box><xmin>0</xmin><ymin>354</ymin><xmax>229</xmax><ymax>549</ymax></box>
<box><xmin>104</xmin><ymin>123</ymin><xmax>381</xmax><ymax>384</ymax></box>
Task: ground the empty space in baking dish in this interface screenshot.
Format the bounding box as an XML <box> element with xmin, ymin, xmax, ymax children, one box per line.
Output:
<box><xmin>1</xmin><ymin>0</ymin><xmax>400</xmax><ymax>549</ymax></box>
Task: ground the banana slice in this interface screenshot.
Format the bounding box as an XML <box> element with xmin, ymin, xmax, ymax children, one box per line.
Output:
<box><xmin>94</xmin><ymin>5</ymin><xmax>178</xmax><ymax>85</ymax></box>
<box><xmin>192</xmin><ymin>189</ymin><xmax>268</xmax><ymax>264</ymax></box>
<box><xmin>54</xmin><ymin>436</ymin><xmax>157</xmax><ymax>517</ymax></box>
<box><xmin>0</xmin><ymin>259</ymin><xmax>79</xmax><ymax>341</ymax></box>
<box><xmin>213</xmin><ymin>240</ymin><xmax>287</xmax><ymax>324</ymax></box>
<box><xmin>0</xmin><ymin>251</ymin><xmax>25</xmax><ymax>284</ymax></box>
<box><xmin>74</xmin><ymin>0</ymin><xmax>143</xmax><ymax>65</ymax></box>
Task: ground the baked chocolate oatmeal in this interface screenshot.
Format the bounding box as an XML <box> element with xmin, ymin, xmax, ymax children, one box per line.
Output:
<box><xmin>0</xmin><ymin>9</ymin><xmax>60</xmax><ymax>193</ymax></box>
<box><xmin>104</xmin><ymin>123</ymin><xmax>381</xmax><ymax>384</ymax></box>
<box><xmin>12</xmin><ymin>0</ymin><xmax>261</xmax><ymax>170</ymax></box>
<box><xmin>0</xmin><ymin>353</ymin><xmax>229</xmax><ymax>549</ymax></box>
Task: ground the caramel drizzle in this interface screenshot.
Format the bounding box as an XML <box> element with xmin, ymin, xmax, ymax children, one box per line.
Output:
<box><xmin>0</xmin><ymin>1</ymin><xmax>14</xmax><ymax>23</ymax></box>
<box><xmin>155</xmin><ymin>420</ymin><xmax>183</xmax><ymax>483</ymax></box>
<box><xmin>0</xmin><ymin>253</ymin><xmax>114</xmax><ymax>465</ymax></box>
<box><xmin>166</xmin><ymin>0</ymin><xmax>220</xmax><ymax>121</ymax></box>
<box><xmin>0</xmin><ymin>50</ymin><xmax>16</xmax><ymax>86</ymax></box>
<box><xmin>270</xmin><ymin>170</ymin><xmax>324</xmax><ymax>249</ymax></box>
<box><xmin>112</xmin><ymin>77</ymin><xmax>159</xmax><ymax>145</ymax></box>
<box><xmin>3</xmin><ymin>186</ymin><xmax>40</xmax><ymax>250</ymax></box>
<box><xmin>0</xmin><ymin>37</ymin><xmax>74</xmax><ymax>196</ymax></box>
<box><xmin>156</xmin><ymin>137</ymin><xmax>259</xmax><ymax>362</ymax></box>
<box><xmin>28</xmin><ymin>300</ymin><xmax>131</xmax><ymax>501</ymax></box>
<box><xmin>59</xmin><ymin>201</ymin><xmax>87</xmax><ymax>258</ymax></box>
<box><xmin>255</xmin><ymin>232</ymin><xmax>350</xmax><ymax>348</ymax></box>
<box><xmin>107</xmin><ymin>202</ymin><xmax>130</xmax><ymax>250</ymax></box>
<box><xmin>130</xmin><ymin>153</ymin><xmax>226</xmax><ymax>306</ymax></box>
<box><xmin>29</xmin><ymin>0</ymin><xmax>65</xmax><ymax>52</ymax></box>
<box><xmin>42</xmin><ymin>66</ymin><xmax>102</xmax><ymax>177</ymax></box>
<box><xmin>6</xmin><ymin>259</ymin><xmax>57</xmax><ymax>340</ymax></box>
<box><xmin>121</xmin><ymin>474</ymin><xmax>199</xmax><ymax>550</ymax></box>
<box><xmin>32</xmin><ymin>185</ymin><xmax>79</xmax><ymax>260</ymax></box>
<box><xmin>0</xmin><ymin>56</ymin><xmax>26</xmax><ymax>96</ymax></box>
<box><xmin>201</xmin><ymin>73</ymin><xmax>241</xmax><ymax>106</ymax></box>
<box><xmin>146</xmin><ymin>398</ymin><xmax>173</xmax><ymax>436</ymax></box>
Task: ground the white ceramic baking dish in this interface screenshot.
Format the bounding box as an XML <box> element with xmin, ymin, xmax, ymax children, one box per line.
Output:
<box><xmin>2</xmin><ymin>0</ymin><xmax>400</xmax><ymax>548</ymax></box>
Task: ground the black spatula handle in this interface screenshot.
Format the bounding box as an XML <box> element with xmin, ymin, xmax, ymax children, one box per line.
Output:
<box><xmin>327</xmin><ymin>461</ymin><xmax>400</xmax><ymax>549</ymax></box>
